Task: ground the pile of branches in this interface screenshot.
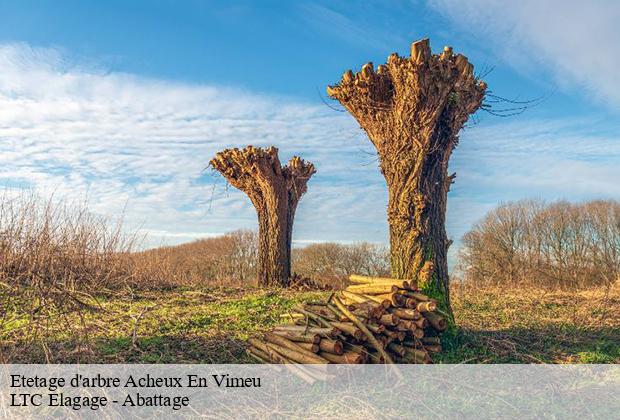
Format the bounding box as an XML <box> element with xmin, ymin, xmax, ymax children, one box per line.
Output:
<box><xmin>246</xmin><ymin>274</ymin><xmax>447</xmax><ymax>366</ymax></box>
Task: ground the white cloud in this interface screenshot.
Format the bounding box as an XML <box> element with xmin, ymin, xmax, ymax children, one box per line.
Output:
<box><xmin>0</xmin><ymin>42</ymin><xmax>618</xmax><ymax>271</ymax></box>
<box><xmin>447</xmin><ymin>117</ymin><xmax>620</xmax><ymax>264</ymax></box>
<box><xmin>298</xmin><ymin>3</ymin><xmax>407</xmax><ymax>52</ymax></box>
<box><xmin>0</xmin><ymin>43</ymin><xmax>388</xmax><ymax>249</ymax></box>
<box><xmin>429</xmin><ymin>0</ymin><xmax>620</xmax><ymax>108</ymax></box>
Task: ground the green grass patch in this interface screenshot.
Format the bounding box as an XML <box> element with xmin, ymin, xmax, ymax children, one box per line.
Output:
<box><xmin>2</xmin><ymin>286</ymin><xmax>618</xmax><ymax>364</ymax></box>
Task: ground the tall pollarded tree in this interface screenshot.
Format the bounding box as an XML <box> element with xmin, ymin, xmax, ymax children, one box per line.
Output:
<box><xmin>210</xmin><ymin>146</ymin><xmax>316</xmax><ymax>287</ymax></box>
<box><xmin>327</xmin><ymin>39</ymin><xmax>486</xmax><ymax>309</ymax></box>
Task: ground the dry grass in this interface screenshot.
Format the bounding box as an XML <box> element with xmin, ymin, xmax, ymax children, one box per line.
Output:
<box><xmin>0</xmin><ymin>192</ymin><xmax>184</xmax><ymax>361</ymax></box>
<box><xmin>439</xmin><ymin>283</ymin><xmax>620</xmax><ymax>363</ymax></box>
<box><xmin>2</xmin><ymin>284</ymin><xmax>618</xmax><ymax>364</ymax></box>
<box><xmin>1</xmin><ymin>192</ymin><xmax>618</xmax><ymax>364</ymax></box>
<box><xmin>1</xmin><ymin>288</ymin><xmax>326</xmax><ymax>363</ymax></box>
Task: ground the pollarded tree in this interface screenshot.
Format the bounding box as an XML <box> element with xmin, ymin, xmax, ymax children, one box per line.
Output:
<box><xmin>210</xmin><ymin>146</ymin><xmax>315</xmax><ymax>287</ymax></box>
<box><xmin>327</xmin><ymin>39</ymin><xmax>486</xmax><ymax>309</ymax></box>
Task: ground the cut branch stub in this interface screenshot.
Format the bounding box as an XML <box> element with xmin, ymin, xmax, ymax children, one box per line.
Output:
<box><xmin>210</xmin><ymin>146</ymin><xmax>315</xmax><ymax>287</ymax></box>
<box><xmin>326</xmin><ymin>38</ymin><xmax>486</xmax><ymax>155</ymax></box>
<box><xmin>327</xmin><ymin>38</ymin><xmax>487</xmax><ymax>310</ymax></box>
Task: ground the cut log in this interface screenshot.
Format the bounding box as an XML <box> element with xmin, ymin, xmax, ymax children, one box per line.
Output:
<box><xmin>265</xmin><ymin>342</ymin><xmax>327</xmax><ymax>365</ymax></box>
<box><xmin>416</xmin><ymin>301</ymin><xmax>436</xmax><ymax>313</ymax></box>
<box><xmin>318</xmin><ymin>339</ymin><xmax>344</xmax><ymax>355</ymax></box>
<box><xmin>326</xmin><ymin>303</ymin><xmax>348</xmax><ymax>321</ymax></box>
<box><xmin>297</xmin><ymin>342</ymin><xmax>321</xmax><ymax>353</ymax></box>
<box><xmin>411</xmin><ymin>328</ymin><xmax>424</xmax><ymax>339</ymax></box>
<box><xmin>424</xmin><ymin>344</ymin><xmax>442</xmax><ymax>353</ymax></box>
<box><xmin>409</xmin><ymin>292</ymin><xmax>431</xmax><ymax>302</ymax></box>
<box><xmin>272</xmin><ymin>330</ymin><xmax>321</xmax><ymax>344</ymax></box>
<box><xmin>333</xmin><ymin>296</ymin><xmax>398</xmax><ymax>367</ymax></box>
<box><xmin>272</xmin><ymin>325</ymin><xmax>339</xmax><ymax>338</ymax></box>
<box><xmin>387</xmin><ymin>342</ymin><xmax>408</xmax><ymax>357</ymax></box>
<box><xmin>362</xmin><ymin>294</ymin><xmax>392</xmax><ymax>308</ymax></box>
<box><xmin>383</xmin><ymin>329</ymin><xmax>406</xmax><ymax>341</ymax></box>
<box><xmin>366</xmin><ymin>323</ymin><xmax>386</xmax><ymax>334</ymax></box>
<box><xmin>378</xmin><ymin>314</ymin><xmax>400</xmax><ymax>326</ymax></box>
<box><xmin>320</xmin><ymin>351</ymin><xmax>365</xmax><ymax>364</ymax></box>
<box><xmin>414</xmin><ymin>317</ymin><xmax>428</xmax><ymax>329</ymax></box>
<box><xmin>391</xmin><ymin>308</ymin><xmax>420</xmax><ymax>320</ymax></box>
<box><xmin>424</xmin><ymin>311</ymin><xmax>447</xmax><ymax>331</ymax></box>
<box><xmin>341</xmin><ymin>290</ymin><xmax>369</xmax><ymax>303</ymax></box>
<box><xmin>348</xmin><ymin>280</ymin><xmax>413</xmax><ymax>294</ymax></box>
<box><xmin>293</xmin><ymin>306</ymin><xmax>333</xmax><ymax>328</ymax></box>
<box><xmin>395</xmin><ymin>320</ymin><xmax>416</xmax><ymax>331</ymax></box>
<box><xmin>349</xmin><ymin>274</ymin><xmax>415</xmax><ymax>289</ymax></box>
<box><xmin>246</xmin><ymin>347</ymin><xmax>272</xmax><ymax>364</ymax></box>
<box><xmin>304</xmin><ymin>305</ymin><xmax>337</xmax><ymax>320</ymax></box>
<box><xmin>421</xmin><ymin>336</ymin><xmax>441</xmax><ymax>345</ymax></box>
<box><xmin>264</xmin><ymin>332</ymin><xmax>329</xmax><ymax>364</ymax></box>
<box><xmin>330</xmin><ymin>322</ymin><xmax>365</xmax><ymax>341</ymax></box>
<box><xmin>404</xmin><ymin>347</ymin><xmax>430</xmax><ymax>363</ymax></box>
<box><xmin>248</xmin><ymin>338</ymin><xmax>294</xmax><ymax>364</ymax></box>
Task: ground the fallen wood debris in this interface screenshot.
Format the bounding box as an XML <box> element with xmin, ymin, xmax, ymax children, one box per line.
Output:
<box><xmin>246</xmin><ymin>274</ymin><xmax>447</xmax><ymax>365</ymax></box>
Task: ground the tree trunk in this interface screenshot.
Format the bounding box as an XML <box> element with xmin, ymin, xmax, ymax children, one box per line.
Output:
<box><xmin>256</xmin><ymin>198</ymin><xmax>289</xmax><ymax>286</ymax></box>
<box><xmin>386</xmin><ymin>146</ymin><xmax>451</xmax><ymax>303</ymax></box>
<box><xmin>328</xmin><ymin>39</ymin><xmax>486</xmax><ymax>310</ymax></box>
<box><xmin>210</xmin><ymin>146</ymin><xmax>315</xmax><ymax>287</ymax></box>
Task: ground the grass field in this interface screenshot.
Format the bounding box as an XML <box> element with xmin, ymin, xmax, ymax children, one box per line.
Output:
<box><xmin>2</xmin><ymin>284</ymin><xmax>619</xmax><ymax>364</ymax></box>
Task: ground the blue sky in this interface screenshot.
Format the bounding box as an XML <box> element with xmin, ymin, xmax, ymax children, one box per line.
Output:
<box><xmin>0</xmin><ymin>1</ymin><xmax>619</xmax><ymax>267</ymax></box>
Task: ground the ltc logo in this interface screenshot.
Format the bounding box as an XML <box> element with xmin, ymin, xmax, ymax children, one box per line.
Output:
<box><xmin>11</xmin><ymin>393</ymin><xmax>43</xmax><ymax>406</ymax></box>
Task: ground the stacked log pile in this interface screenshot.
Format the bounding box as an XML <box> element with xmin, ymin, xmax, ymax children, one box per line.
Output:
<box><xmin>246</xmin><ymin>274</ymin><xmax>448</xmax><ymax>366</ymax></box>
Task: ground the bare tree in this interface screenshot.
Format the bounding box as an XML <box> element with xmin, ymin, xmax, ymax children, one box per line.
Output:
<box><xmin>292</xmin><ymin>242</ymin><xmax>390</xmax><ymax>288</ymax></box>
<box><xmin>210</xmin><ymin>146</ymin><xmax>315</xmax><ymax>287</ymax></box>
<box><xmin>459</xmin><ymin>200</ymin><xmax>620</xmax><ymax>289</ymax></box>
<box><xmin>327</xmin><ymin>39</ymin><xmax>486</xmax><ymax>308</ymax></box>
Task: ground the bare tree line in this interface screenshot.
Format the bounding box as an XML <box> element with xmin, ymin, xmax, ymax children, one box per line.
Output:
<box><xmin>138</xmin><ymin>231</ymin><xmax>390</xmax><ymax>288</ymax></box>
<box><xmin>136</xmin><ymin>230</ymin><xmax>259</xmax><ymax>287</ymax></box>
<box><xmin>458</xmin><ymin>200</ymin><xmax>620</xmax><ymax>289</ymax></box>
<box><xmin>292</xmin><ymin>242</ymin><xmax>390</xmax><ymax>288</ymax></box>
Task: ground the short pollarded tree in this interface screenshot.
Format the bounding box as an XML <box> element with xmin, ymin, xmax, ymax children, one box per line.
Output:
<box><xmin>210</xmin><ymin>146</ymin><xmax>315</xmax><ymax>287</ymax></box>
<box><xmin>327</xmin><ymin>39</ymin><xmax>486</xmax><ymax>308</ymax></box>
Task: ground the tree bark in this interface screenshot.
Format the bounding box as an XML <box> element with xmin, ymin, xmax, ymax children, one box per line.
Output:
<box><xmin>210</xmin><ymin>146</ymin><xmax>315</xmax><ymax>287</ymax></box>
<box><xmin>328</xmin><ymin>39</ymin><xmax>486</xmax><ymax>310</ymax></box>
<box><xmin>385</xmin><ymin>137</ymin><xmax>452</xmax><ymax>303</ymax></box>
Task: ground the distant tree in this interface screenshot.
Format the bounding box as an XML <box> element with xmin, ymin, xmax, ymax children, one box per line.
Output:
<box><xmin>459</xmin><ymin>200</ymin><xmax>620</xmax><ymax>289</ymax></box>
<box><xmin>210</xmin><ymin>146</ymin><xmax>315</xmax><ymax>286</ymax></box>
<box><xmin>328</xmin><ymin>38</ymin><xmax>486</xmax><ymax>309</ymax></box>
<box><xmin>292</xmin><ymin>242</ymin><xmax>390</xmax><ymax>288</ymax></box>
